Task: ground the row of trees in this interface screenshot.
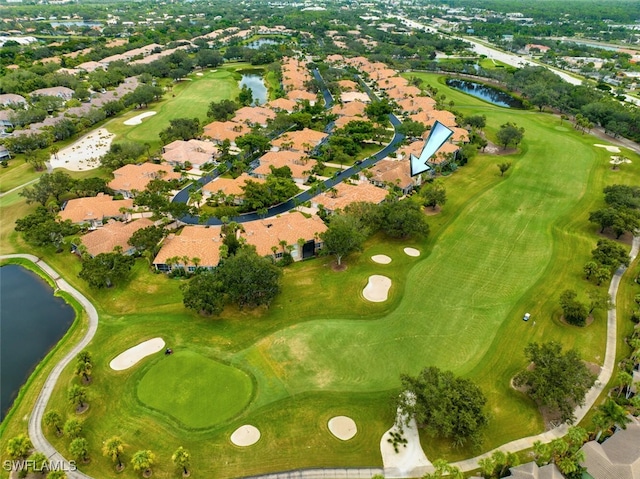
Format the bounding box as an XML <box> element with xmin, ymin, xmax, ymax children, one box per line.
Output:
<box><xmin>589</xmin><ymin>184</ymin><xmax>640</xmax><ymax>240</ymax></box>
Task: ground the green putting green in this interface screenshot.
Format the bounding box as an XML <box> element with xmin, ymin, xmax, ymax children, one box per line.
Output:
<box><xmin>136</xmin><ymin>351</ymin><xmax>253</xmax><ymax>429</ymax></box>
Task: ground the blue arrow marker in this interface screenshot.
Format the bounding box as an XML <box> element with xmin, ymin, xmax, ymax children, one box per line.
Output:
<box><xmin>410</xmin><ymin>120</ymin><xmax>454</xmax><ymax>177</ymax></box>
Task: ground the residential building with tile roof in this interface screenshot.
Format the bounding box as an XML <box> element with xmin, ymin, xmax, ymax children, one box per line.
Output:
<box><xmin>340</xmin><ymin>91</ymin><xmax>370</xmax><ymax>103</ymax></box>
<box><xmin>0</xmin><ymin>93</ymin><xmax>27</xmax><ymax>106</ymax></box>
<box><xmin>397</xmin><ymin>96</ymin><xmax>436</xmax><ymax>114</ymax></box>
<box><xmin>267</xmin><ymin>98</ymin><xmax>298</xmax><ymax>113</ymax></box>
<box><xmin>252</xmin><ymin>150</ymin><xmax>314</xmax><ymax>184</ymax></box>
<box><xmin>153</xmin><ymin>212</ymin><xmax>326</xmax><ymax>270</ymax></box>
<box><xmin>272</xmin><ymin>128</ymin><xmax>328</xmax><ymax>153</ymax></box>
<box><xmin>202</xmin><ymin>173</ymin><xmax>265</xmax><ymax>204</ymax></box>
<box><xmin>368</xmin><ymin>157</ymin><xmax>423</xmax><ymax>195</ymax></box>
<box><xmin>202</xmin><ymin>121</ymin><xmax>249</xmax><ymax>145</ymax></box>
<box><xmin>331</xmin><ymin>100</ymin><xmax>368</xmax><ymax>118</ymax></box>
<box><xmin>337</xmin><ymin>79</ymin><xmax>359</xmax><ymax>91</ymax></box>
<box><xmin>312</xmin><ymin>181</ymin><xmax>387</xmax><ymax>213</ymax></box>
<box><xmin>506</xmin><ymin>462</ymin><xmax>563</xmax><ymax>479</ymax></box>
<box><xmin>153</xmin><ymin>225</ymin><xmax>223</xmax><ymax>272</ymax></box>
<box><xmin>108</xmin><ymin>162</ymin><xmax>182</xmax><ymax>198</ymax></box>
<box><xmin>287</xmin><ymin>89</ymin><xmax>317</xmax><ymax>105</ymax></box>
<box><xmin>162</xmin><ymin>139</ymin><xmax>218</xmax><ymax>169</ymax></box>
<box><xmin>242</xmin><ymin>212</ymin><xmax>326</xmax><ymax>261</ymax></box>
<box><xmin>30</xmin><ymin>86</ymin><xmax>74</xmax><ymax>100</ymax></box>
<box><xmin>58</xmin><ymin>193</ymin><xmax>133</xmax><ymax>228</ymax></box>
<box><xmin>385</xmin><ymin>85</ymin><xmax>422</xmax><ymax>100</ymax></box>
<box><xmin>233</xmin><ymin>106</ymin><xmax>276</xmax><ymax>127</ymax></box>
<box><xmin>580</xmin><ymin>417</ymin><xmax>640</xmax><ymax>479</ymax></box>
<box><xmin>79</xmin><ymin>218</ymin><xmax>154</xmax><ymax>257</ymax></box>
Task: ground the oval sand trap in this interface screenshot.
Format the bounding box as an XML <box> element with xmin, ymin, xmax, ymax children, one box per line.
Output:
<box><xmin>328</xmin><ymin>416</ymin><xmax>357</xmax><ymax>441</ymax></box>
<box><xmin>363</xmin><ymin>275</ymin><xmax>392</xmax><ymax>302</ymax></box>
<box><xmin>594</xmin><ymin>144</ymin><xmax>621</xmax><ymax>153</ymax></box>
<box><xmin>371</xmin><ymin>254</ymin><xmax>392</xmax><ymax>264</ymax></box>
<box><xmin>110</xmin><ymin>337</ymin><xmax>165</xmax><ymax>371</ymax></box>
<box><xmin>230</xmin><ymin>425</ymin><xmax>260</xmax><ymax>446</ymax></box>
<box><xmin>124</xmin><ymin>111</ymin><xmax>157</xmax><ymax>126</ymax></box>
<box><xmin>404</xmin><ymin>247</ymin><xmax>420</xmax><ymax>257</ymax></box>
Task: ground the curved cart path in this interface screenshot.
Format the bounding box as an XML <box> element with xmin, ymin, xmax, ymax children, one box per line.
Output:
<box><xmin>1</xmin><ymin>254</ymin><xmax>97</xmax><ymax>479</ymax></box>
<box><xmin>2</xmin><ymin>236</ymin><xmax>637</xmax><ymax>479</ymax></box>
<box><xmin>449</xmin><ymin>235</ymin><xmax>640</xmax><ymax>475</ymax></box>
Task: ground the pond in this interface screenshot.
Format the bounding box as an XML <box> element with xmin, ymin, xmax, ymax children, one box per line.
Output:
<box><xmin>0</xmin><ymin>265</ymin><xmax>75</xmax><ymax>420</ymax></box>
<box><xmin>246</xmin><ymin>38</ymin><xmax>280</xmax><ymax>49</ymax></box>
<box><xmin>446</xmin><ymin>79</ymin><xmax>523</xmax><ymax>108</ymax></box>
<box><xmin>238</xmin><ymin>70</ymin><xmax>268</xmax><ymax>106</ymax></box>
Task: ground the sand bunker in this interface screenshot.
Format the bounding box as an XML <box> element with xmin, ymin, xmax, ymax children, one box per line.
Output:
<box><xmin>328</xmin><ymin>416</ymin><xmax>357</xmax><ymax>441</ymax></box>
<box><xmin>371</xmin><ymin>254</ymin><xmax>392</xmax><ymax>264</ymax></box>
<box><xmin>123</xmin><ymin>111</ymin><xmax>157</xmax><ymax>126</ymax></box>
<box><xmin>594</xmin><ymin>144</ymin><xmax>621</xmax><ymax>153</ymax></box>
<box><xmin>230</xmin><ymin>425</ymin><xmax>260</xmax><ymax>446</ymax></box>
<box><xmin>404</xmin><ymin>247</ymin><xmax>420</xmax><ymax>257</ymax></box>
<box><xmin>196</xmin><ymin>72</ymin><xmax>204</xmax><ymax>76</ymax></box>
<box><xmin>49</xmin><ymin>128</ymin><xmax>114</xmax><ymax>171</ymax></box>
<box><xmin>610</xmin><ymin>156</ymin><xmax>632</xmax><ymax>165</ymax></box>
<box><xmin>363</xmin><ymin>275</ymin><xmax>392</xmax><ymax>302</ymax></box>
<box><xmin>109</xmin><ymin>337</ymin><xmax>165</xmax><ymax>371</ymax></box>
<box><xmin>380</xmin><ymin>417</ymin><xmax>432</xmax><ymax>477</ymax></box>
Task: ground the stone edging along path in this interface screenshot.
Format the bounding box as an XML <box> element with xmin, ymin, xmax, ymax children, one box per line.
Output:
<box><xmin>2</xmin><ymin>236</ymin><xmax>638</xmax><ymax>478</ymax></box>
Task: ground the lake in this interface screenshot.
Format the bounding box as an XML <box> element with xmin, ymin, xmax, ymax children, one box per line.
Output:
<box><xmin>246</xmin><ymin>38</ymin><xmax>280</xmax><ymax>49</ymax></box>
<box><xmin>0</xmin><ymin>265</ymin><xmax>75</xmax><ymax>420</ymax></box>
<box><xmin>446</xmin><ymin>79</ymin><xmax>523</xmax><ymax>108</ymax></box>
<box><xmin>238</xmin><ymin>70</ymin><xmax>268</xmax><ymax>106</ymax></box>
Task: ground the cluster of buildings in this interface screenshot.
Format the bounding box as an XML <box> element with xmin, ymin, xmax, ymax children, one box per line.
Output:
<box><xmin>55</xmin><ymin>51</ymin><xmax>469</xmax><ymax>273</ymax></box>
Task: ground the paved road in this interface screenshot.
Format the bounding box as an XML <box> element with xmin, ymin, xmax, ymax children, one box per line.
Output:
<box><xmin>448</xmin><ymin>235</ymin><xmax>640</xmax><ymax>475</ymax></box>
<box><xmin>1</xmin><ymin>254</ymin><xmax>97</xmax><ymax>479</ymax></box>
<box><xmin>172</xmin><ymin>72</ymin><xmax>405</xmax><ymax>226</ymax></box>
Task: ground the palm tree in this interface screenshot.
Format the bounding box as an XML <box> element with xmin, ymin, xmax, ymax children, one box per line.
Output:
<box><xmin>43</xmin><ymin>410</ymin><xmax>63</xmax><ymax>435</ymax></box>
<box><xmin>131</xmin><ymin>450</ymin><xmax>155</xmax><ymax>477</ymax></box>
<box><xmin>616</xmin><ymin>371</ymin><xmax>633</xmax><ymax>398</ymax></box>
<box><xmin>279</xmin><ymin>239</ymin><xmax>288</xmax><ymax>255</ymax></box>
<box><xmin>69</xmin><ymin>438</ymin><xmax>90</xmax><ymax>463</ymax></box>
<box><xmin>74</xmin><ymin>360</ymin><xmax>92</xmax><ymax>384</ymax></box>
<box><xmin>67</xmin><ymin>384</ymin><xmax>88</xmax><ymax>411</ymax></box>
<box><xmin>593</xmin><ymin>398</ymin><xmax>631</xmax><ymax>441</ymax></box>
<box><xmin>26</xmin><ymin>451</ymin><xmax>47</xmax><ymax>475</ymax></box>
<box><xmin>63</xmin><ymin>418</ymin><xmax>83</xmax><ymax>438</ymax></box>
<box><xmin>297</xmin><ymin>238</ymin><xmax>306</xmax><ymax>259</ymax></box>
<box><xmin>5</xmin><ymin>434</ymin><xmax>33</xmax><ymax>464</ymax></box>
<box><xmin>583</xmin><ymin>261</ymin><xmax>598</xmax><ymax>280</ymax></box>
<box><xmin>102</xmin><ymin>436</ymin><xmax>125</xmax><ymax>470</ymax></box>
<box><xmin>50</xmin><ymin>145</ymin><xmax>60</xmax><ymax>161</ymax></box>
<box><xmin>171</xmin><ymin>446</ymin><xmax>191</xmax><ymax>476</ymax></box>
<box><xmin>192</xmin><ymin>257</ymin><xmax>201</xmax><ymax>270</ymax></box>
<box><xmin>78</xmin><ymin>351</ymin><xmax>92</xmax><ymax>367</ymax></box>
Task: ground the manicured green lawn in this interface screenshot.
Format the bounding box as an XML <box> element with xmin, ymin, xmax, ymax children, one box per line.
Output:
<box><xmin>106</xmin><ymin>68</ymin><xmax>241</xmax><ymax>152</ymax></box>
<box><xmin>136</xmin><ymin>351</ymin><xmax>254</xmax><ymax>429</ymax></box>
<box><xmin>0</xmin><ymin>159</ymin><xmax>41</xmax><ymax>193</ymax></box>
<box><xmin>3</xmin><ymin>72</ymin><xmax>640</xmax><ymax>479</ymax></box>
